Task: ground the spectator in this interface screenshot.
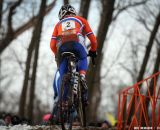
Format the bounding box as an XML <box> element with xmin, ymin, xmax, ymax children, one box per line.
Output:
<box><xmin>21</xmin><ymin>117</ymin><xmax>31</xmax><ymax>125</ymax></box>
<box><xmin>11</xmin><ymin>115</ymin><xmax>21</xmax><ymax>125</ymax></box>
<box><xmin>101</xmin><ymin>120</ymin><xmax>112</xmax><ymax>128</ymax></box>
<box><xmin>0</xmin><ymin>112</ymin><xmax>5</xmax><ymax>126</ymax></box>
<box><xmin>0</xmin><ymin>119</ymin><xmax>5</xmax><ymax>126</ymax></box>
<box><xmin>4</xmin><ymin>113</ymin><xmax>12</xmax><ymax>126</ymax></box>
<box><xmin>41</xmin><ymin>113</ymin><xmax>53</xmax><ymax>125</ymax></box>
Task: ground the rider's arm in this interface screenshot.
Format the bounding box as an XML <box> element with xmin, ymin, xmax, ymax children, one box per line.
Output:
<box><xmin>50</xmin><ymin>24</ymin><xmax>58</xmax><ymax>55</ymax></box>
<box><xmin>77</xmin><ymin>16</ymin><xmax>98</xmax><ymax>51</ymax></box>
<box><xmin>86</xmin><ymin>32</ymin><xmax>97</xmax><ymax>51</ymax></box>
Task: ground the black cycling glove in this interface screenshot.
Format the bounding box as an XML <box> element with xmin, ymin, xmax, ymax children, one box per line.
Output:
<box><xmin>88</xmin><ymin>50</ymin><xmax>97</xmax><ymax>58</ymax></box>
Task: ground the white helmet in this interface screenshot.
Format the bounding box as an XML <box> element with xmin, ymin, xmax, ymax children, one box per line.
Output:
<box><xmin>58</xmin><ymin>4</ymin><xmax>76</xmax><ymax>20</ymax></box>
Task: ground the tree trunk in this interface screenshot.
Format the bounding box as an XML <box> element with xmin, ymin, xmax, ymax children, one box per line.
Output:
<box><xmin>63</xmin><ymin>0</ymin><xmax>69</xmax><ymax>5</ymax></box>
<box><xmin>79</xmin><ymin>0</ymin><xmax>91</xmax><ymax>19</ymax></box>
<box><xmin>0</xmin><ymin>0</ymin><xmax>3</xmax><ymax>27</ymax></box>
<box><xmin>142</xmin><ymin>47</ymin><xmax>160</xmax><ymax>126</ymax></box>
<box><xmin>19</xmin><ymin>33</ymin><xmax>36</xmax><ymax>117</ymax></box>
<box><xmin>137</xmin><ymin>11</ymin><xmax>160</xmax><ymax>82</ymax></box>
<box><xmin>87</xmin><ymin>0</ymin><xmax>115</xmax><ymax>121</ymax></box>
<box><xmin>27</xmin><ymin>0</ymin><xmax>46</xmax><ymax>121</ymax></box>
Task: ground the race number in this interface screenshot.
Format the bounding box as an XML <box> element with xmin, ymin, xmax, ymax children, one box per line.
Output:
<box><xmin>62</xmin><ymin>20</ymin><xmax>75</xmax><ymax>31</ymax></box>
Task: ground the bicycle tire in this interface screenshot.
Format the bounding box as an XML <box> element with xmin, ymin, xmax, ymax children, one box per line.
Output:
<box><xmin>77</xmin><ymin>80</ymin><xmax>86</xmax><ymax>127</ymax></box>
<box><xmin>60</xmin><ymin>74</ymin><xmax>73</xmax><ymax>130</ymax></box>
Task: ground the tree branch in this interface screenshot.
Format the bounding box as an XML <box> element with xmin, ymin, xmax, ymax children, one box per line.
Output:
<box><xmin>113</xmin><ymin>0</ymin><xmax>149</xmax><ymax>21</ymax></box>
<box><xmin>9</xmin><ymin>48</ymin><xmax>24</xmax><ymax>72</ymax></box>
<box><xmin>8</xmin><ymin>0</ymin><xmax>23</xmax><ymax>33</ymax></box>
<box><xmin>14</xmin><ymin>0</ymin><xmax>56</xmax><ymax>38</ymax></box>
<box><xmin>136</xmin><ymin>15</ymin><xmax>151</xmax><ymax>32</ymax></box>
<box><xmin>101</xmin><ymin>34</ymin><xmax>127</xmax><ymax>79</ymax></box>
<box><xmin>0</xmin><ymin>0</ymin><xmax>56</xmax><ymax>54</ymax></box>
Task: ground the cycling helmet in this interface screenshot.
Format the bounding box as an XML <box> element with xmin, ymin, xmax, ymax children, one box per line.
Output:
<box><xmin>58</xmin><ymin>4</ymin><xmax>76</xmax><ymax>20</ymax></box>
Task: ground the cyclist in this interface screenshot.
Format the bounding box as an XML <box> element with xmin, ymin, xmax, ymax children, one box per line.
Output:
<box><xmin>50</xmin><ymin>4</ymin><xmax>98</xmax><ymax>105</ymax></box>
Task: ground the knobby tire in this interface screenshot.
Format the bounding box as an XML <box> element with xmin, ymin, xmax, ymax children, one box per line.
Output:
<box><xmin>60</xmin><ymin>75</ymin><xmax>73</xmax><ymax>130</ymax></box>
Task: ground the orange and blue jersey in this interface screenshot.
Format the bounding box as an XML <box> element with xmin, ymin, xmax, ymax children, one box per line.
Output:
<box><xmin>51</xmin><ymin>15</ymin><xmax>98</xmax><ymax>100</ymax></box>
<box><xmin>50</xmin><ymin>15</ymin><xmax>97</xmax><ymax>55</ymax></box>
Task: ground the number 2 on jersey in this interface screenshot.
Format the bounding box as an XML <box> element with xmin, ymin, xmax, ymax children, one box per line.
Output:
<box><xmin>62</xmin><ymin>20</ymin><xmax>75</xmax><ymax>31</ymax></box>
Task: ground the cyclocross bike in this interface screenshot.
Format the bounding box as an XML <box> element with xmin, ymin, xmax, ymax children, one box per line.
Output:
<box><xmin>52</xmin><ymin>51</ymin><xmax>95</xmax><ymax>130</ymax></box>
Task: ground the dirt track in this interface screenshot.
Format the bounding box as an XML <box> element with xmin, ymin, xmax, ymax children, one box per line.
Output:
<box><xmin>30</xmin><ymin>126</ymin><xmax>117</xmax><ymax>130</ymax></box>
<box><xmin>0</xmin><ymin>125</ymin><xmax>117</xmax><ymax>130</ymax></box>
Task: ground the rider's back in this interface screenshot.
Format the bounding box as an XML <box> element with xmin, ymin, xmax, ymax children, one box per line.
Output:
<box><xmin>51</xmin><ymin>15</ymin><xmax>97</xmax><ymax>54</ymax></box>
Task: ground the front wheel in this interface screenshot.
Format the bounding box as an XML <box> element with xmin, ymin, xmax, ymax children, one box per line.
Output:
<box><xmin>77</xmin><ymin>83</ymin><xmax>86</xmax><ymax>127</ymax></box>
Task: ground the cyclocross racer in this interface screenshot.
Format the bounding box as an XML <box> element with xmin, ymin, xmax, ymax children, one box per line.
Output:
<box><xmin>50</xmin><ymin>4</ymin><xmax>98</xmax><ymax>105</ymax></box>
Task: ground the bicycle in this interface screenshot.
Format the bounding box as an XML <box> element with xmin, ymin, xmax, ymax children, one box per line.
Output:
<box><xmin>51</xmin><ymin>51</ymin><xmax>95</xmax><ymax>130</ymax></box>
<box><xmin>58</xmin><ymin>52</ymin><xmax>88</xmax><ymax>130</ymax></box>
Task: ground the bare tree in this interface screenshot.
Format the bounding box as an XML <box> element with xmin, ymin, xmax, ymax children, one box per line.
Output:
<box><xmin>19</xmin><ymin>0</ymin><xmax>56</xmax><ymax>119</ymax></box>
<box><xmin>0</xmin><ymin>0</ymin><xmax>56</xmax><ymax>54</ymax></box>
<box><xmin>87</xmin><ymin>0</ymin><xmax>153</xmax><ymax>120</ymax></box>
<box><xmin>0</xmin><ymin>0</ymin><xmax>23</xmax><ymax>53</ymax></box>
<box><xmin>87</xmin><ymin>0</ymin><xmax>115</xmax><ymax>120</ymax></box>
<box><xmin>119</xmin><ymin>42</ymin><xmax>139</xmax><ymax>84</ymax></box>
<box><xmin>27</xmin><ymin>0</ymin><xmax>47</xmax><ymax>121</ymax></box>
<box><xmin>113</xmin><ymin>0</ymin><xmax>149</xmax><ymax>21</ymax></box>
<box><xmin>19</xmin><ymin>31</ymin><xmax>35</xmax><ymax>117</ymax></box>
<box><xmin>137</xmin><ymin>11</ymin><xmax>160</xmax><ymax>82</ymax></box>
<box><xmin>79</xmin><ymin>0</ymin><xmax>91</xmax><ymax>19</ymax></box>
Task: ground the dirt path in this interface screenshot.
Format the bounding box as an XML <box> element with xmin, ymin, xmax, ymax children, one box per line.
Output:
<box><xmin>31</xmin><ymin>125</ymin><xmax>116</xmax><ymax>130</ymax></box>
<box><xmin>0</xmin><ymin>125</ymin><xmax>117</xmax><ymax>130</ymax></box>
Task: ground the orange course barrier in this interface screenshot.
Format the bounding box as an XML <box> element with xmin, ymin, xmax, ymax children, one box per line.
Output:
<box><xmin>117</xmin><ymin>71</ymin><xmax>160</xmax><ymax>130</ymax></box>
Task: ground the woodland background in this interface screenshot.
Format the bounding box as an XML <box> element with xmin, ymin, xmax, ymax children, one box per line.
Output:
<box><xmin>0</xmin><ymin>0</ymin><xmax>160</xmax><ymax>124</ymax></box>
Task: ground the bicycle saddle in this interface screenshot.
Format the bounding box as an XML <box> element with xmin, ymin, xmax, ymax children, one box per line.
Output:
<box><xmin>61</xmin><ymin>52</ymin><xmax>76</xmax><ymax>58</ymax></box>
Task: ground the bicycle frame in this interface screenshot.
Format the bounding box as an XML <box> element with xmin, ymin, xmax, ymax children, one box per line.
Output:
<box><xmin>59</xmin><ymin>52</ymin><xmax>86</xmax><ymax>130</ymax></box>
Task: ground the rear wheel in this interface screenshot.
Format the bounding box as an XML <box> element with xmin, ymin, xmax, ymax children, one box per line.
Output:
<box><xmin>60</xmin><ymin>75</ymin><xmax>74</xmax><ymax>130</ymax></box>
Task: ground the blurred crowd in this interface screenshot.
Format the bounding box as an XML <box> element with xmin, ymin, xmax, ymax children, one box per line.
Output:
<box><xmin>41</xmin><ymin>113</ymin><xmax>113</xmax><ymax>128</ymax></box>
<box><xmin>0</xmin><ymin>112</ymin><xmax>31</xmax><ymax>126</ymax></box>
<box><xmin>0</xmin><ymin>112</ymin><xmax>113</xmax><ymax>128</ymax></box>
